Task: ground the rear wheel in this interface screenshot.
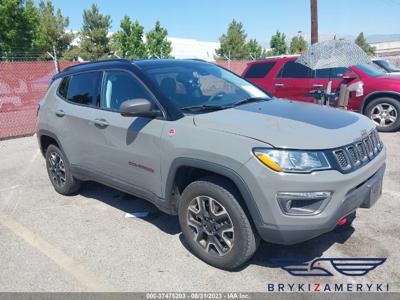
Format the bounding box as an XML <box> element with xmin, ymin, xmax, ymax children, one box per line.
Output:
<box><xmin>45</xmin><ymin>144</ymin><xmax>81</xmax><ymax>195</ymax></box>
<box><xmin>365</xmin><ymin>97</ymin><xmax>400</xmax><ymax>132</ymax></box>
<box><xmin>178</xmin><ymin>176</ymin><xmax>258</xmax><ymax>270</ymax></box>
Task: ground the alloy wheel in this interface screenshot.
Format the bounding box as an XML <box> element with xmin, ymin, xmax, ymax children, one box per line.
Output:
<box><xmin>187</xmin><ymin>196</ymin><xmax>234</xmax><ymax>256</ymax></box>
<box><xmin>48</xmin><ymin>152</ymin><xmax>66</xmax><ymax>187</ymax></box>
<box><xmin>370</xmin><ymin>103</ymin><xmax>398</xmax><ymax>127</ymax></box>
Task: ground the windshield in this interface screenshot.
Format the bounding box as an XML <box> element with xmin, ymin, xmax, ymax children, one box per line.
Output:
<box><xmin>377</xmin><ymin>60</ymin><xmax>400</xmax><ymax>72</ymax></box>
<box><xmin>143</xmin><ymin>62</ymin><xmax>271</xmax><ymax>113</ymax></box>
<box><xmin>355</xmin><ymin>64</ymin><xmax>386</xmax><ymax>77</ymax></box>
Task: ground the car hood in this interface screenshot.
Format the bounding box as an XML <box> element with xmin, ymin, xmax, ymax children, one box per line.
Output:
<box><xmin>193</xmin><ymin>99</ymin><xmax>375</xmax><ymax>149</ymax></box>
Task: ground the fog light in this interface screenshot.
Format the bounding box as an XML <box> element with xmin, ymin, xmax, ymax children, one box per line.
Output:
<box><xmin>276</xmin><ymin>191</ymin><xmax>332</xmax><ymax>215</ymax></box>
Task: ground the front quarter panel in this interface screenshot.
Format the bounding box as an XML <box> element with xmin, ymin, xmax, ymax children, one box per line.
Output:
<box><xmin>160</xmin><ymin>115</ymin><xmax>271</xmax><ymax>196</ymax></box>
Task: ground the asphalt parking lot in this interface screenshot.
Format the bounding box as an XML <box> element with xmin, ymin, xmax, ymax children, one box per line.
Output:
<box><xmin>0</xmin><ymin>132</ymin><xmax>399</xmax><ymax>292</ymax></box>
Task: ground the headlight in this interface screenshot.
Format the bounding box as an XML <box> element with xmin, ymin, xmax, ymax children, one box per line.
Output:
<box><xmin>253</xmin><ymin>148</ymin><xmax>331</xmax><ymax>173</ymax></box>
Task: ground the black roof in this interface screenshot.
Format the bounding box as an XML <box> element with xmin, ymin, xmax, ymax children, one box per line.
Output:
<box><xmin>53</xmin><ymin>58</ymin><xmax>211</xmax><ymax>81</ymax></box>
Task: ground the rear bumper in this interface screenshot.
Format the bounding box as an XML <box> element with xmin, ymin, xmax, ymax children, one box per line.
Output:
<box><xmin>256</xmin><ymin>164</ymin><xmax>385</xmax><ymax>245</ymax></box>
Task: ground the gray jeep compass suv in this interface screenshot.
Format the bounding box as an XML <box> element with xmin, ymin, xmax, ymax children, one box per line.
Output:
<box><xmin>37</xmin><ymin>59</ymin><xmax>386</xmax><ymax>270</ymax></box>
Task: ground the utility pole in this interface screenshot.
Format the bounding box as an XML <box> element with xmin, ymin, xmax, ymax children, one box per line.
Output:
<box><xmin>310</xmin><ymin>0</ymin><xmax>318</xmax><ymax>44</ymax></box>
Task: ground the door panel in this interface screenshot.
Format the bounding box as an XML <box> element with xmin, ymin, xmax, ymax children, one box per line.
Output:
<box><xmin>55</xmin><ymin>99</ymin><xmax>94</xmax><ymax>168</ymax></box>
<box><xmin>272</xmin><ymin>60</ymin><xmax>313</xmax><ymax>102</ymax></box>
<box><xmin>89</xmin><ymin>70</ymin><xmax>164</xmax><ymax>197</ymax></box>
<box><xmin>273</xmin><ymin>78</ymin><xmax>313</xmax><ymax>101</ymax></box>
<box><xmin>54</xmin><ymin>72</ymin><xmax>102</xmax><ymax>168</ymax></box>
<box><xmin>89</xmin><ymin>110</ymin><xmax>165</xmax><ymax>196</ymax></box>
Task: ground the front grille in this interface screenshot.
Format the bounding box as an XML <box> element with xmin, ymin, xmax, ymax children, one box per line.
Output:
<box><xmin>333</xmin><ymin>129</ymin><xmax>383</xmax><ymax>173</ymax></box>
<box><xmin>333</xmin><ymin>149</ymin><xmax>351</xmax><ymax>170</ymax></box>
<box><xmin>356</xmin><ymin>142</ymin><xmax>368</xmax><ymax>162</ymax></box>
<box><xmin>347</xmin><ymin>146</ymin><xmax>360</xmax><ymax>166</ymax></box>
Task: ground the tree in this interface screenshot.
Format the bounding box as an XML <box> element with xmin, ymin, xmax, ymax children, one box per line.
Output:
<box><xmin>146</xmin><ymin>21</ymin><xmax>172</xmax><ymax>58</ymax></box>
<box><xmin>270</xmin><ymin>30</ymin><xmax>287</xmax><ymax>55</ymax></box>
<box><xmin>112</xmin><ymin>16</ymin><xmax>146</xmax><ymax>59</ymax></box>
<box><xmin>355</xmin><ymin>32</ymin><xmax>375</xmax><ymax>56</ymax></box>
<box><xmin>289</xmin><ymin>35</ymin><xmax>308</xmax><ymax>54</ymax></box>
<box><xmin>33</xmin><ymin>0</ymin><xmax>73</xmax><ymax>58</ymax></box>
<box><xmin>216</xmin><ymin>19</ymin><xmax>247</xmax><ymax>60</ymax></box>
<box><xmin>0</xmin><ymin>0</ymin><xmax>38</xmax><ymax>56</ymax></box>
<box><xmin>246</xmin><ymin>39</ymin><xmax>265</xmax><ymax>60</ymax></box>
<box><xmin>61</xmin><ymin>46</ymin><xmax>83</xmax><ymax>61</ymax></box>
<box><xmin>80</xmin><ymin>4</ymin><xmax>111</xmax><ymax>60</ymax></box>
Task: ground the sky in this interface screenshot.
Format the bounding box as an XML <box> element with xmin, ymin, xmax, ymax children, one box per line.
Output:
<box><xmin>49</xmin><ymin>0</ymin><xmax>400</xmax><ymax>45</ymax></box>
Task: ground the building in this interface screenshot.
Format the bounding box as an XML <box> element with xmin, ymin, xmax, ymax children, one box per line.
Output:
<box><xmin>369</xmin><ymin>40</ymin><xmax>400</xmax><ymax>57</ymax></box>
<box><xmin>168</xmin><ymin>37</ymin><xmax>219</xmax><ymax>61</ymax></box>
<box><xmin>70</xmin><ymin>32</ymin><xmax>219</xmax><ymax>61</ymax></box>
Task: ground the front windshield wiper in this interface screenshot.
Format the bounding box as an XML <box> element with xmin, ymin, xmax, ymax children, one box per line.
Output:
<box><xmin>231</xmin><ymin>97</ymin><xmax>270</xmax><ymax>107</ymax></box>
<box><xmin>180</xmin><ymin>104</ymin><xmax>227</xmax><ymax>112</ymax></box>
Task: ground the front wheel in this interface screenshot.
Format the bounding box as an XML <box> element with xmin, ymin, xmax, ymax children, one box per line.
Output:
<box><xmin>365</xmin><ymin>97</ymin><xmax>400</xmax><ymax>132</ymax></box>
<box><xmin>178</xmin><ymin>176</ymin><xmax>258</xmax><ymax>270</ymax></box>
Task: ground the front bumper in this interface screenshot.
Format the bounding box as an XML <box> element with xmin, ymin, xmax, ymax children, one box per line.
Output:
<box><xmin>239</xmin><ymin>146</ymin><xmax>386</xmax><ymax>245</ymax></box>
<box><xmin>256</xmin><ymin>164</ymin><xmax>385</xmax><ymax>244</ymax></box>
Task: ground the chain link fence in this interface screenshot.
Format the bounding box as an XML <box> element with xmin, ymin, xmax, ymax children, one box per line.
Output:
<box><xmin>2</xmin><ymin>57</ymin><xmax>399</xmax><ymax>140</ymax></box>
<box><xmin>0</xmin><ymin>61</ymin><xmax>78</xmax><ymax>140</ymax></box>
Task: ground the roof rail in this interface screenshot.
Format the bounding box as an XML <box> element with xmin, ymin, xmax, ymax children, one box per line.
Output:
<box><xmin>184</xmin><ymin>58</ymin><xmax>208</xmax><ymax>62</ymax></box>
<box><xmin>62</xmin><ymin>58</ymin><xmax>131</xmax><ymax>72</ymax></box>
<box><xmin>261</xmin><ymin>54</ymin><xmax>300</xmax><ymax>60</ymax></box>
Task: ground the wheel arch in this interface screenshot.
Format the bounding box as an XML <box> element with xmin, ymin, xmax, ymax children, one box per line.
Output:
<box><xmin>164</xmin><ymin>158</ymin><xmax>263</xmax><ymax>225</ymax></box>
<box><xmin>37</xmin><ymin>129</ymin><xmax>63</xmax><ymax>157</ymax></box>
<box><xmin>361</xmin><ymin>91</ymin><xmax>400</xmax><ymax>113</ymax></box>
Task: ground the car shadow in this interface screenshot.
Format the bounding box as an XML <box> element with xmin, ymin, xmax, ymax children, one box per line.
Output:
<box><xmin>78</xmin><ymin>181</ymin><xmax>354</xmax><ymax>270</ymax></box>
<box><xmin>240</xmin><ymin>226</ymin><xmax>354</xmax><ymax>271</ymax></box>
<box><xmin>79</xmin><ymin>181</ymin><xmax>181</xmax><ymax>235</ymax></box>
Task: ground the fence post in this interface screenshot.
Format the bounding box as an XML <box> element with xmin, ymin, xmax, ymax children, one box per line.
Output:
<box><xmin>53</xmin><ymin>45</ymin><xmax>60</xmax><ymax>73</ymax></box>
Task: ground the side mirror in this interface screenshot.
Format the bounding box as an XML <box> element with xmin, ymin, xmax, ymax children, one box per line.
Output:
<box><xmin>341</xmin><ymin>72</ymin><xmax>357</xmax><ymax>80</ymax></box>
<box><xmin>120</xmin><ymin>99</ymin><xmax>162</xmax><ymax>118</ymax></box>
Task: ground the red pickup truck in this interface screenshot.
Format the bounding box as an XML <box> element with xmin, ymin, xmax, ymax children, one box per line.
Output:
<box><xmin>242</xmin><ymin>56</ymin><xmax>400</xmax><ymax>132</ymax></box>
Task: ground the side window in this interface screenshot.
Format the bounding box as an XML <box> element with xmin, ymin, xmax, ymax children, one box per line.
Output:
<box><xmin>314</xmin><ymin>68</ymin><xmax>332</xmax><ymax>78</ymax></box>
<box><xmin>244</xmin><ymin>62</ymin><xmax>276</xmax><ymax>78</ymax></box>
<box><xmin>67</xmin><ymin>72</ymin><xmax>101</xmax><ymax>106</ymax></box>
<box><xmin>332</xmin><ymin>67</ymin><xmax>351</xmax><ymax>78</ymax></box>
<box><xmin>101</xmin><ymin>70</ymin><xmax>153</xmax><ymax>111</ymax></box>
<box><xmin>277</xmin><ymin>61</ymin><xmax>313</xmax><ymax>78</ymax></box>
<box><xmin>58</xmin><ymin>76</ymin><xmax>70</xmax><ymax>98</ymax></box>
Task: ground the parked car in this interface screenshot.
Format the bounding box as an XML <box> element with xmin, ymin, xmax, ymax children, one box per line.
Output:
<box><xmin>243</xmin><ymin>56</ymin><xmax>400</xmax><ymax>132</ymax></box>
<box><xmin>373</xmin><ymin>58</ymin><xmax>400</xmax><ymax>75</ymax></box>
<box><xmin>37</xmin><ymin>59</ymin><xmax>385</xmax><ymax>270</ymax></box>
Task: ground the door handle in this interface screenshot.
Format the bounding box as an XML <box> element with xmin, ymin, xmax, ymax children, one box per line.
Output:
<box><xmin>94</xmin><ymin>118</ymin><xmax>109</xmax><ymax>127</ymax></box>
<box><xmin>275</xmin><ymin>83</ymin><xmax>285</xmax><ymax>87</ymax></box>
<box><xmin>55</xmin><ymin>110</ymin><xmax>65</xmax><ymax>117</ymax></box>
<box><xmin>312</xmin><ymin>84</ymin><xmax>324</xmax><ymax>88</ymax></box>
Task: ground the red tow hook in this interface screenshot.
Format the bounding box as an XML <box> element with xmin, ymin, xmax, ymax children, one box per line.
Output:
<box><xmin>337</xmin><ymin>216</ymin><xmax>348</xmax><ymax>226</ymax></box>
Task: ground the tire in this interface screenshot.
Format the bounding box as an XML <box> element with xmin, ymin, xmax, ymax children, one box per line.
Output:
<box><xmin>178</xmin><ymin>176</ymin><xmax>258</xmax><ymax>270</ymax></box>
<box><xmin>365</xmin><ymin>97</ymin><xmax>400</xmax><ymax>132</ymax></box>
<box><xmin>45</xmin><ymin>144</ymin><xmax>81</xmax><ymax>195</ymax></box>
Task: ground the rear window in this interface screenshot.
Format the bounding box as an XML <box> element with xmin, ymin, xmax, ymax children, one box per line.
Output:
<box><xmin>278</xmin><ymin>61</ymin><xmax>313</xmax><ymax>78</ymax></box>
<box><xmin>66</xmin><ymin>72</ymin><xmax>102</xmax><ymax>106</ymax></box>
<box><xmin>58</xmin><ymin>76</ymin><xmax>70</xmax><ymax>98</ymax></box>
<box><xmin>332</xmin><ymin>67</ymin><xmax>351</xmax><ymax>78</ymax></box>
<box><xmin>244</xmin><ymin>62</ymin><xmax>276</xmax><ymax>78</ymax></box>
<box><xmin>314</xmin><ymin>68</ymin><xmax>332</xmax><ymax>78</ymax></box>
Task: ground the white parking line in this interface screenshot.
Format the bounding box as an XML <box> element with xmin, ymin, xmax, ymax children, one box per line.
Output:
<box><xmin>0</xmin><ymin>185</ymin><xmax>20</xmax><ymax>192</ymax></box>
<box><xmin>0</xmin><ymin>213</ymin><xmax>117</xmax><ymax>292</ymax></box>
